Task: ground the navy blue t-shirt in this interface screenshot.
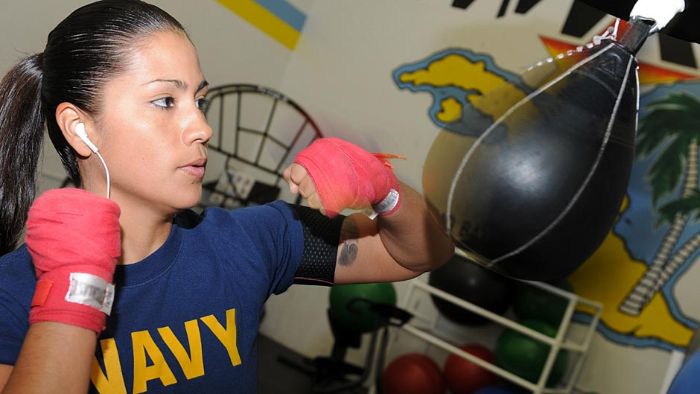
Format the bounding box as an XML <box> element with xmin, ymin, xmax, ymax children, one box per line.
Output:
<box><xmin>0</xmin><ymin>201</ymin><xmax>303</xmax><ymax>393</ymax></box>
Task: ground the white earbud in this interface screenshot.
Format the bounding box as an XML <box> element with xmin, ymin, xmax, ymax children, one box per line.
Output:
<box><xmin>75</xmin><ymin>122</ymin><xmax>99</xmax><ymax>153</ymax></box>
<box><xmin>74</xmin><ymin>122</ymin><xmax>111</xmax><ymax>198</ymax></box>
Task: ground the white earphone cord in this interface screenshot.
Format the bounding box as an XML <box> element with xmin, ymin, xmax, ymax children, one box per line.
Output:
<box><xmin>94</xmin><ymin>150</ymin><xmax>111</xmax><ymax>199</ymax></box>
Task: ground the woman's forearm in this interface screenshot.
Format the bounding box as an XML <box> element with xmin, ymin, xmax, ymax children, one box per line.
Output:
<box><xmin>377</xmin><ymin>181</ymin><xmax>455</xmax><ymax>272</ymax></box>
<box><xmin>2</xmin><ymin>322</ymin><xmax>97</xmax><ymax>394</ymax></box>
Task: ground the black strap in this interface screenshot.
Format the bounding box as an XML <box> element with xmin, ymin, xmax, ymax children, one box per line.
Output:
<box><xmin>291</xmin><ymin>205</ymin><xmax>345</xmax><ymax>286</ymax></box>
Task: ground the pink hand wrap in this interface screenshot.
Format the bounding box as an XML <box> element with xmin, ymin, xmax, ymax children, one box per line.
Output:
<box><xmin>293</xmin><ymin>137</ymin><xmax>402</xmax><ymax>218</ymax></box>
<box><xmin>26</xmin><ymin>188</ymin><xmax>121</xmax><ymax>333</ymax></box>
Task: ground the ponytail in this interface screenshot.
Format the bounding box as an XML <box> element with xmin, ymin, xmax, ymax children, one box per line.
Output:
<box><xmin>0</xmin><ymin>53</ymin><xmax>45</xmax><ymax>255</ymax></box>
<box><xmin>0</xmin><ymin>1</ymin><xmax>189</xmax><ymax>255</ymax></box>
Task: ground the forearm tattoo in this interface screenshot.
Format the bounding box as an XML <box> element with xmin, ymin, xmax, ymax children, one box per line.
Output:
<box><xmin>338</xmin><ymin>219</ymin><xmax>360</xmax><ymax>267</ymax></box>
<box><xmin>339</xmin><ymin>241</ymin><xmax>358</xmax><ymax>266</ymax></box>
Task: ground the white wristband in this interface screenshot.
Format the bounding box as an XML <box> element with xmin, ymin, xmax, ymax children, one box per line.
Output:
<box><xmin>373</xmin><ymin>188</ymin><xmax>400</xmax><ymax>215</ymax></box>
<box><xmin>66</xmin><ymin>272</ymin><xmax>115</xmax><ymax>315</ymax></box>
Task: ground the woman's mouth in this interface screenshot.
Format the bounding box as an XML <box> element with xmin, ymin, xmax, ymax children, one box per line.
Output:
<box><xmin>180</xmin><ymin>158</ymin><xmax>207</xmax><ymax>178</ymax></box>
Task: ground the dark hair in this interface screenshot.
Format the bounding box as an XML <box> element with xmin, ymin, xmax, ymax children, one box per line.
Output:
<box><xmin>0</xmin><ymin>0</ymin><xmax>186</xmax><ymax>254</ymax></box>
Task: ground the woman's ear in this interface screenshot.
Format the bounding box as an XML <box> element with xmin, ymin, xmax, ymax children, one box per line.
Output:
<box><xmin>55</xmin><ymin>102</ymin><xmax>97</xmax><ymax>158</ymax></box>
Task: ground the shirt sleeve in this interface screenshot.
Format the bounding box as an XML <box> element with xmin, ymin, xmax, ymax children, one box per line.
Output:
<box><xmin>0</xmin><ymin>249</ymin><xmax>33</xmax><ymax>366</ymax></box>
<box><xmin>0</xmin><ymin>284</ymin><xmax>31</xmax><ymax>366</ymax></box>
<box><xmin>0</xmin><ymin>293</ymin><xmax>27</xmax><ymax>364</ymax></box>
<box><xmin>204</xmin><ymin>201</ymin><xmax>304</xmax><ymax>296</ymax></box>
<box><xmin>261</xmin><ymin>202</ymin><xmax>305</xmax><ymax>294</ymax></box>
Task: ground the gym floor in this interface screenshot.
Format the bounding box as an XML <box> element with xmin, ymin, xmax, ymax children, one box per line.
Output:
<box><xmin>257</xmin><ymin>334</ymin><xmax>369</xmax><ymax>394</ymax></box>
<box><xmin>258</xmin><ymin>334</ymin><xmax>314</xmax><ymax>393</ymax></box>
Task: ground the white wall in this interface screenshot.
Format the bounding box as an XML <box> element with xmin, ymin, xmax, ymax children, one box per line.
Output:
<box><xmin>0</xmin><ymin>1</ymin><xmax>297</xmax><ymax>92</ymax></box>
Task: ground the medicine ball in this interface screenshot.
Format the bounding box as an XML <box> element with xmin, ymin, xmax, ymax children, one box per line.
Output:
<box><xmin>494</xmin><ymin>319</ymin><xmax>568</xmax><ymax>386</ymax></box>
<box><xmin>423</xmin><ymin>32</ymin><xmax>647</xmax><ymax>281</ymax></box>
<box><xmin>443</xmin><ymin>343</ymin><xmax>499</xmax><ymax>393</ymax></box>
<box><xmin>512</xmin><ymin>280</ymin><xmax>573</xmax><ymax>328</ymax></box>
<box><xmin>429</xmin><ymin>254</ymin><xmax>514</xmax><ymax>325</ymax></box>
<box><xmin>382</xmin><ymin>353</ymin><xmax>446</xmax><ymax>394</ymax></box>
<box><xmin>329</xmin><ymin>283</ymin><xmax>397</xmax><ymax>334</ymax></box>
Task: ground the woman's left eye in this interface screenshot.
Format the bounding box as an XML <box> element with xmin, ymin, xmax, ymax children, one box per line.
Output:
<box><xmin>196</xmin><ymin>97</ymin><xmax>209</xmax><ymax>111</ymax></box>
<box><xmin>152</xmin><ymin>97</ymin><xmax>175</xmax><ymax>109</ymax></box>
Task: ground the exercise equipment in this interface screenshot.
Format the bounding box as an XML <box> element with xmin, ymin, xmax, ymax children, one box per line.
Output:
<box><xmin>494</xmin><ymin>319</ymin><xmax>568</xmax><ymax>386</ymax></box>
<box><xmin>399</xmin><ymin>273</ymin><xmax>603</xmax><ymax>393</ymax></box>
<box><xmin>280</xmin><ymin>292</ymin><xmax>412</xmax><ymax>393</ymax></box>
<box><xmin>512</xmin><ymin>280</ymin><xmax>573</xmax><ymax>328</ymax></box>
<box><xmin>382</xmin><ymin>353</ymin><xmax>446</xmax><ymax>394</ymax></box>
<box><xmin>579</xmin><ymin>0</ymin><xmax>696</xmax><ymax>44</ymax></box>
<box><xmin>423</xmin><ymin>3</ymin><xmax>685</xmax><ymax>281</ymax></box>
<box><xmin>443</xmin><ymin>343</ymin><xmax>499</xmax><ymax>394</ymax></box>
<box><xmin>329</xmin><ymin>283</ymin><xmax>397</xmax><ymax>334</ymax></box>
<box><xmin>202</xmin><ymin>84</ymin><xmax>323</xmax><ymax>209</ymax></box>
<box><xmin>428</xmin><ymin>254</ymin><xmax>513</xmax><ymax>325</ymax></box>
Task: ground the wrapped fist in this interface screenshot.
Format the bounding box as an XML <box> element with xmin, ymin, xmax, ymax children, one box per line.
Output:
<box><xmin>26</xmin><ymin>188</ymin><xmax>121</xmax><ymax>333</ymax></box>
<box><xmin>288</xmin><ymin>137</ymin><xmax>401</xmax><ymax>218</ymax></box>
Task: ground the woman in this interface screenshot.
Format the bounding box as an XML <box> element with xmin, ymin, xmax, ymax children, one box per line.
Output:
<box><xmin>0</xmin><ymin>1</ymin><xmax>453</xmax><ymax>392</ymax></box>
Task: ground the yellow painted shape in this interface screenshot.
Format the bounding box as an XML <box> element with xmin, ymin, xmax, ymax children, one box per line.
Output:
<box><xmin>437</xmin><ymin>97</ymin><xmax>462</xmax><ymax>123</ymax></box>
<box><xmin>399</xmin><ymin>55</ymin><xmax>507</xmax><ymax>91</ymax></box>
<box><xmin>399</xmin><ymin>54</ymin><xmax>527</xmax><ymax>121</ymax></box>
<box><xmin>91</xmin><ymin>338</ymin><xmax>127</xmax><ymax>394</ymax></box>
<box><xmin>201</xmin><ymin>308</ymin><xmax>242</xmax><ymax>366</ymax></box>
<box><xmin>158</xmin><ymin>319</ymin><xmax>205</xmax><ymax>380</ymax></box>
<box><xmin>132</xmin><ymin>330</ymin><xmax>178</xmax><ymax>393</ymax></box>
<box><xmin>570</xmin><ymin>202</ymin><xmax>693</xmax><ymax>348</ymax></box>
<box><xmin>217</xmin><ymin>0</ymin><xmax>300</xmax><ymax>49</ymax></box>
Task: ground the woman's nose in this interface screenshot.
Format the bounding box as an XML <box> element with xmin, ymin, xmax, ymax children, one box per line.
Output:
<box><xmin>182</xmin><ymin>109</ymin><xmax>213</xmax><ymax>146</ymax></box>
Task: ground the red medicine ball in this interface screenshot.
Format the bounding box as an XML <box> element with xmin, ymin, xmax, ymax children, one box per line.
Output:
<box><xmin>382</xmin><ymin>353</ymin><xmax>446</xmax><ymax>394</ymax></box>
<box><xmin>444</xmin><ymin>344</ymin><xmax>499</xmax><ymax>394</ymax></box>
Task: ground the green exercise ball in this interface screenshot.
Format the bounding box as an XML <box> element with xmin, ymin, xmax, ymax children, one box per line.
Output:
<box><xmin>494</xmin><ymin>319</ymin><xmax>568</xmax><ymax>386</ymax></box>
<box><xmin>512</xmin><ymin>280</ymin><xmax>573</xmax><ymax>328</ymax></box>
<box><xmin>329</xmin><ymin>283</ymin><xmax>397</xmax><ymax>333</ymax></box>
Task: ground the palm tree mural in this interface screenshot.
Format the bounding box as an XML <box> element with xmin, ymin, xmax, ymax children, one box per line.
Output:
<box><xmin>619</xmin><ymin>92</ymin><xmax>700</xmax><ymax>316</ymax></box>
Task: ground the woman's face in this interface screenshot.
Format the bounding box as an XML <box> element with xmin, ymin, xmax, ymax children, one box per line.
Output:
<box><xmin>92</xmin><ymin>30</ymin><xmax>212</xmax><ymax>215</ymax></box>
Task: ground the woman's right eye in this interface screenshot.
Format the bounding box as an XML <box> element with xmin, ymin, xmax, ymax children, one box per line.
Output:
<box><xmin>152</xmin><ymin>97</ymin><xmax>175</xmax><ymax>109</ymax></box>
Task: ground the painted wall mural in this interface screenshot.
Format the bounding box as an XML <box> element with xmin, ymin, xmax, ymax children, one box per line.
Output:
<box><xmin>216</xmin><ymin>0</ymin><xmax>306</xmax><ymax>50</ymax></box>
<box><xmin>570</xmin><ymin>80</ymin><xmax>700</xmax><ymax>351</ymax></box>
